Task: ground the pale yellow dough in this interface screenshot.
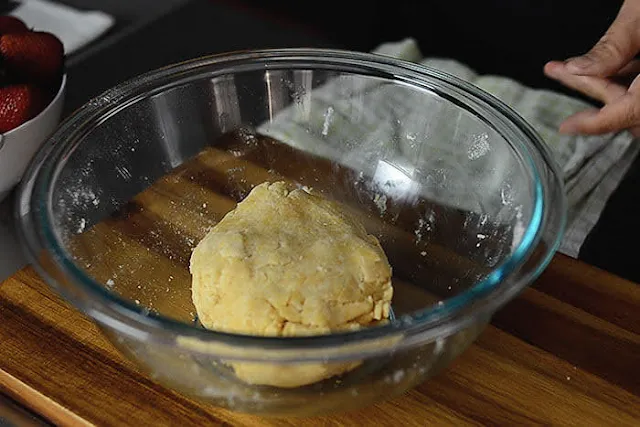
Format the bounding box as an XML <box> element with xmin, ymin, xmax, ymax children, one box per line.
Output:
<box><xmin>190</xmin><ymin>181</ymin><xmax>393</xmax><ymax>388</ymax></box>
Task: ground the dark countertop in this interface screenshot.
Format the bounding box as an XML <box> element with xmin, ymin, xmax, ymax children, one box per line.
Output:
<box><xmin>29</xmin><ymin>0</ymin><xmax>640</xmax><ymax>284</ymax></box>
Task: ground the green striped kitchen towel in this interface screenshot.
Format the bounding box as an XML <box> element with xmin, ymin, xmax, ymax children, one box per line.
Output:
<box><xmin>258</xmin><ymin>38</ymin><xmax>638</xmax><ymax>257</ymax></box>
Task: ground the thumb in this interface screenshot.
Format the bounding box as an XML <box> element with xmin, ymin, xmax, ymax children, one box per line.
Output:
<box><xmin>566</xmin><ymin>0</ymin><xmax>640</xmax><ymax>76</ymax></box>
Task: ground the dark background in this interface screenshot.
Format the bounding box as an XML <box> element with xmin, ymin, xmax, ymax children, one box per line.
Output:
<box><xmin>9</xmin><ymin>0</ymin><xmax>640</xmax><ymax>282</ymax></box>
<box><xmin>60</xmin><ymin>0</ymin><xmax>625</xmax><ymax>109</ymax></box>
<box><xmin>240</xmin><ymin>0</ymin><xmax>623</xmax><ymax>100</ymax></box>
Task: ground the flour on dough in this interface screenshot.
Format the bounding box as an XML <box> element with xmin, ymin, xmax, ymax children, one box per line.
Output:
<box><xmin>190</xmin><ymin>181</ymin><xmax>393</xmax><ymax>387</ymax></box>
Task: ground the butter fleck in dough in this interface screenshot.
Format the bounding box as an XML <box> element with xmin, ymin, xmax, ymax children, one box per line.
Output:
<box><xmin>190</xmin><ymin>181</ymin><xmax>393</xmax><ymax>388</ymax></box>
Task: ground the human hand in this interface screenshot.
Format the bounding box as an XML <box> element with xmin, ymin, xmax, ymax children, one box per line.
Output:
<box><xmin>544</xmin><ymin>0</ymin><xmax>640</xmax><ymax>137</ymax></box>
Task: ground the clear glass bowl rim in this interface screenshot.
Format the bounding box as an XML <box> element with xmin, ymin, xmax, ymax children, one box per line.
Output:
<box><xmin>16</xmin><ymin>48</ymin><xmax>567</xmax><ymax>360</ymax></box>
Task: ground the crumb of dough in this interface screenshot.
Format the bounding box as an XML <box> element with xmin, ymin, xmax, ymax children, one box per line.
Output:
<box><xmin>190</xmin><ymin>181</ymin><xmax>393</xmax><ymax>387</ymax></box>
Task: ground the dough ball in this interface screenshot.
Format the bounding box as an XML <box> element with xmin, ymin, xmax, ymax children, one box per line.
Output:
<box><xmin>190</xmin><ymin>181</ymin><xmax>393</xmax><ymax>387</ymax></box>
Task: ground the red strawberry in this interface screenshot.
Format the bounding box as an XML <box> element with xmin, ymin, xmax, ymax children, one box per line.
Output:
<box><xmin>0</xmin><ymin>31</ymin><xmax>64</xmax><ymax>84</ymax></box>
<box><xmin>0</xmin><ymin>84</ymin><xmax>43</xmax><ymax>133</ymax></box>
<box><xmin>0</xmin><ymin>16</ymin><xmax>29</xmax><ymax>35</ymax></box>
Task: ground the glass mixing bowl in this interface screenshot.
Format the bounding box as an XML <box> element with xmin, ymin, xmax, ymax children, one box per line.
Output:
<box><xmin>16</xmin><ymin>49</ymin><xmax>566</xmax><ymax>416</ymax></box>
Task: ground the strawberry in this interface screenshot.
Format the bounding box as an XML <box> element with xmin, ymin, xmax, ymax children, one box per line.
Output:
<box><xmin>0</xmin><ymin>16</ymin><xmax>29</xmax><ymax>35</ymax></box>
<box><xmin>0</xmin><ymin>84</ymin><xmax>43</xmax><ymax>133</ymax></box>
<box><xmin>0</xmin><ymin>31</ymin><xmax>64</xmax><ymax>84</ymax></box>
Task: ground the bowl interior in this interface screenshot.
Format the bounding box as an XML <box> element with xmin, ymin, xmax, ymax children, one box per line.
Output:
<box><xmin>42</xmin><ymin>59</ymin><xmax>540</xmax><ymax>331</ymax></box>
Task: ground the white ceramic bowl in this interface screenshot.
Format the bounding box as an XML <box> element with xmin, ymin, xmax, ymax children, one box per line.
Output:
<box><xmin>0</xmin><ymin>75</ymin><xmax>66</xmax><ymax>202</ymax></box>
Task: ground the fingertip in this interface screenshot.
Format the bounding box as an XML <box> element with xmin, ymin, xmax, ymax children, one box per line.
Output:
<box><xmin>543</xmin><ymin>61</ymin><xmax>566</xmax><ymax>78</ymax></box>
<box><xmin>559</xmin><ymin>109</ymin><xmax>605</xmax><ymax>135</ymax></box>
<box><xmin>544</xmin><ymin>60</ymin><xmax>564</xmax><ymax>68</ymax></box>
<box><xmin>558</xmin><ymin>122</ymin><xmax>579</xmax><ymax>134</ymax></box>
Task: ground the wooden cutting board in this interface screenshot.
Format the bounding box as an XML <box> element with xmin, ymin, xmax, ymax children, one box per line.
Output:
<box><xmin>1</xmin><ymin>255</ymin><xmax>639</xmax><ymax>426</ymax></box>
<box><xmin>1</xmin><ymin>132</ymin><xmax>639</xmax><ymax>426</ymax></box>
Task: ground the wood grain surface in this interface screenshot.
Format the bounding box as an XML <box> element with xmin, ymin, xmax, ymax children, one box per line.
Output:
<box><xmin>2</xmin><ymin>256</ymin><xmax>639</xmax><ymax>426</ymax></box>
<box><xmin>1</xmin><ymin>132</ymin><xmax>639</xmax><ymax>425</ymax></box>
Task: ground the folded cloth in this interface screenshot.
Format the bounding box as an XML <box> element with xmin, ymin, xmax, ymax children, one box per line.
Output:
<box><xmin>259</xmin><ymin>38</ymin><xmax>639</xmax><ymax>257</ymax></box>
<box><xmin>10</xmin><ymin>0</ymin><xmax>114</xmax><ymax>54</ymax></box>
